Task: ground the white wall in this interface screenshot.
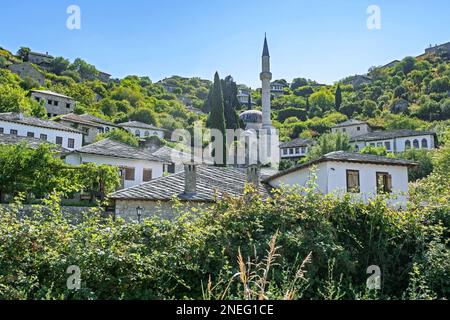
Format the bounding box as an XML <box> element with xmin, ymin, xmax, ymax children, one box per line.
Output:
<box><xmin>269</xmin><ymin>161</ymin><xmax>410</xmax><ymax>208</ymax></box>
<box><xmin>122</xmin><ymin>126</ymin><xmax>165</xmax><ymax>139</ymax></box>
<box><xmin>0</xmin><ymin>120</ymin><xmax>82</xmax><ymax>150</ymax></box>
<box><xmin>280</xmin><ymin>146</ymin><xmax>308</xmax><ymax>159</ymax></box>
<box><xmin>351</xmin><ymin>134</ymin><xmax>435</xmax><ymax>153</ymax></box>
<box><xmin>65</xmin><ymin>153</ymin><xmax>164</xmax><ymax>189</ymax></box>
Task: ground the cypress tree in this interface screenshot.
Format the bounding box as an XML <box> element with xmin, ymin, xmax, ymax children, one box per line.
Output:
<box><xmin>207</xmin><ymin>72</ymin><xmax>226</xmax><ymax>165</ymax></box>
<box><xmin>247</xmin><ymin>93</ymin><xmax>252</xmax><ymax>110</ymax></box>
<box><xmin>335</xmin><ymin>84</ymin><xmax>342</xmax><ymax>111</ymax></box>
<box><xmin>221</xmin><ymin>75</ymin><xmax>240</xmax><ymax>129</ymax></box>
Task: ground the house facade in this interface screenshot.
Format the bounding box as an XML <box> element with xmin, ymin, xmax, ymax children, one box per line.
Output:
<box><xmin>79</xmin><ymin>114</ymin><xmax>119</xmax><ymax>133</ymax></box>
<box><xmin>279</xmin><ymin>138</ymin><xmax>314</xmax><ymax>162</ymax></box>
<box><xmin>350</xmin><ymin>130</ymin><xmax>437</xmax><ymax>153</ymax></box>
<box><xmin>0</xmin><ymin>112</ymin><xmax>82</xmax><ymax>150</ymax></box>
<box><xmin>56</xmin><ymin>114</ymin><xmax>104</xmax><ymax>145</ymax></box>
<box><xmin>27</xmin><ymin>51</ymin><xmax>54</xmax><ymax>66</ymax></box>
<box><xmin>30</xmin><ymin>90</ymin><xmax>76</xmax><ymax>117</ymax></box>
<box><xmin>65</xmin><ymin>138</ymin><xmax>167</xmax><ymax>189</ymax></box>
<box><xmin>331</xmin><ymin>119</ymin><xmax>370</xmax><ymax>138</ymax></box>
<box><xmin>118</xmin><ymin>121</ymin><xmax>166</xmax><ymax>139</ymax></box>
<box><xmin>270</xmin><ymin>81</ymin><xmax>288</xmax><ymax>97</ymax></box>
<box><xmin>265</xmin><ymin>151</ymin><xmax>416</xmax><ymax>208</ymax></box>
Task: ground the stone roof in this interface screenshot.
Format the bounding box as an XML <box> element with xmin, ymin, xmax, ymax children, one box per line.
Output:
<box><xmin>58</xmin><ymin>114</ymin><xmax>103</xmax><ymax>128</ymax></box>
<box><xmin>350</xmin><ymin>130</ymin><xmax>437</xmax><ymax>142</ymax></box>
<box><xmin>79</xmin><ymin>114</ymin><xmax>117</xmax><ymax>127</ymax></box>
<box><xmin>29</xmin><ymin>51</ymin><xmax>53</xmax><ymax>58</ymax></box>
<box><xmin>109</xmin><ymin>165</ymin><xmax>271</xmax><ymax>202</ymax></box>
<box><xmin>280</xmin><ymin>138</ymin><xmax>314</xmax><ymax>148</ymax></box>
<box><xmin>333</xmin><ymin>119</ymin><xmax>368</xmax><ymax>128</ymax></box>
<box><xmin>262</xmin><ymin>35</ymin><xmax>270</xmax><ymax>57</ymax></box>
<box><xmin>30</xmin><ymin>90</ymin><xmax>74</xmax><ymax>100</ymax></box>
<box><xmin>72</xmin><ymin>138</ymin><xmax>166</xmax><ymax>162</ymax></box>
<box><xmin>264</xmin><ymin>151</ymin><xmax>417</xmax><ymax>182</ymax></box>
<box><xmin>118</xmin><ymin>121</ymin><xmax>166</xmax><ymax>131</ymax></box>
<box><xmin>0</xmin><ymin>133</ymin><xmax>68</xmax><ymax>153</ymax></box>
<box><xmin>0</xmin><ymin>112</ymin><xmax>82</xmax><ymax>134</ymax></box>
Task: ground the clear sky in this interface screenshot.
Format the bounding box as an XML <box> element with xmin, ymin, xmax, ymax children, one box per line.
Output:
<box><xmin>1</xmin><ymin>0</ymin><xmax>448</xmax><ymax>88</ymax></box>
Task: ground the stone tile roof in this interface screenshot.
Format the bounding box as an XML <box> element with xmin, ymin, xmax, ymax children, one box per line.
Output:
<box><xmin>30</xmin><ymin>90</ymin><xmax>74</xmax><ymax>100</ymax></box>
<box><xmin>264</xmin><ymin>151</ymin><xmax>417</xmax><ymax>182</ymax></box>
<box><xmin>152</xmin><ymin>146</ymin><xmax>212</xmax><ymax>165</ymax></box>
<box><xmin>280</xmin><ymin>138</ymin><xmax>314</xmax><ymax>148</ymax></box>
<box><xmin>350</xmin><ymin>130</ymin><xmax>436</xmax><ymax>142</ymax></box>
<box><xmin>0</xmin><ymin>112</ymin><xmax>82</xmax><ymax>134</ymax></box>
<box><xmin>79</xmin><ymin>114</ymin><xmax>117</xmax><ymax>127</ymax></box>
<box><xmin>0</xmin><ymin>133</ymin><xmax>68</xmax><ymax>153</ymax></box>
<box><xmin>72</xmin><ymin>138</ymin><xmax>167</xmax><ymax>162</ymax></box>
<box><xmin>109</xmin><ymin>165</ymin><xmax>271</xmax><ymax>202</ymax></box>
<box><xmin>118</xmin><ymin>121</ymin><xmax>166</xmax><ymax>131</ymax></box>
<box><xmin>332</xmin><ymin>119</ymin><xmax>367</xmax><ymax>128</ymax></box>
<box><xmin>58</xmin><ymin>114</ymin><xmax>102</xmax><ymax>128</ymax></box>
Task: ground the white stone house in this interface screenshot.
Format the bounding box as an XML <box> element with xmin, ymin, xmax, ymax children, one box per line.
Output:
<box><xmin>56</xmin><ymin>114</ymin><xmax>104</xmax><ymax>145</ymax></box>
<box><xmin>79</xmin><ymin>114</ymin><xmax>120</xmax><ymax>133</ymax></box>
<box><xmin>118</xmin><ymin>121</ymin><xmax>166</xmax><ymax>139</ymax></box>
<box><xmin>65</xmin><ymin>138</ymin><xmax>167</xmax><ymax>189</ymax></box>
<box><xmin>264</xmin><ymin>151</ymin><xmax>416</xmax><ymax>208</ymax></box>
<box><xmin>30</xmin><ymin>90</ymin><xmax>76</xmax><ymax>118</ymax></box>
<box><xmin>280</xmin><ymin>138</ymin><xmax>315</xmax><ymax>162</ymax></box>
<box><xmin>0</xmin><ymin>112</ymin><xmax>82</xmax><ymax>150</ymax></box>
<box><xmin>350</xmin><ymin>130</ymin><xmax>437</xmax><ymax>153</ymax></box>
<box><xmin>331</xmin><ymin>119</ymin><xmax>370</xmax><ymax>138</ymax></box>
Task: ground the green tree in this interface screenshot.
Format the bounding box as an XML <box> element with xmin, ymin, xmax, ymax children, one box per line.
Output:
<box><xmin>70</xmin><ymin>58</ymin><xmax>99</xmax><ymax>80</ymax></box>
<box><xmin>304</xmin><ymin>132</ymin><xmax>352</xmax><ymax>162</ymax></box>
<box><xmin>16</xmin><ymin>47</ymin><xmax>30</xmax><ymax>61</ymax></box>
<box><xmin>221</xmin><ymin>75</ymin><xmax>240</xmax><ymax>129</ymax></box>
<box><xmin>49</xmin><ymin>57</ymin><xmax>70</xmax><ymax>75</ymax></box>
<box><xmin>398</xmin><ymin>149</ymin><xmax>433</xmax><ymax>181</ymax></box>
<box><xmin>129</xmin><ymin>107</ymin><xmax>158</xmax><ymax>126</ymax></box>
<box><xmin>95</xmin><ymin>129</ymin><xmax>140</xmax><ymax>147</ymax></box>
<box><xmin>335</xmin><ymin>84</ymin><xmax>342</xmax><ymax>111</ymax></box>
<box><xmin>206</xmin><ymin>72</ymin><xmax>226</xmax><ymax>165</ymax></box>
<box><xmin>360</xmin><ymin>145</ymin><xmax>388</xmax><ymax>156</ymax></box>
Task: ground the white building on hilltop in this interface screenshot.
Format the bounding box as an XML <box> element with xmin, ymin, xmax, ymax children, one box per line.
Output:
<box><xmin>30</xmin><ymin>90</ymin><xmax>77</xmax><ymax>118</ymax></box>
<box><xmin>118</xmin><ymin>121</ymin><xmax>166</xmax><ymax>140</ymax></box>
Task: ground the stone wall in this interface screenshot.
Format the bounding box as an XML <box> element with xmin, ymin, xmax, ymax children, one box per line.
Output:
<box><xmin>114</xmin><ymin>199</ymin><xmax>211</xmax><ymax>222</ymax></box>
<box><xmin>8</xmin><ymin>62</ymin><xmax>45</xmax><ymax>85</ymax></box>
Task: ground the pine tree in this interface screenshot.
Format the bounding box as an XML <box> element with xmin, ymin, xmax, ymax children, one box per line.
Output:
<box><xmin>335</xmin><ymin>84</ymin><xmax>342</xmax><ymax>111</ymax></box>
<box><xmin>207</xmin><ymin>72</ymin><xmax>226</xmax><ymax>165</ymax></box>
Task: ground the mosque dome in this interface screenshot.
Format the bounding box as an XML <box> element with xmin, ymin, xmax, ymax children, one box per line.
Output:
<box><xmin>239</xmin><ymin>110</ymin><xmax>262</xmax><ymax>124</ymax></box>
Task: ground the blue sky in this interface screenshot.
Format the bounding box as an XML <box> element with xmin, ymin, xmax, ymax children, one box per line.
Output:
<box><xmin>1</xmin><ymin>0</ymin><xmax>448</xmax><ymax>88</ymax></box>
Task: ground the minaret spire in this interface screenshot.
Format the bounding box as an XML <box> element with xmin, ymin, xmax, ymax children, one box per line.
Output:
<box><xmin>260</xmin><ymin>34</ymin><xmax>273</xmax><ymax>129</ymax></box>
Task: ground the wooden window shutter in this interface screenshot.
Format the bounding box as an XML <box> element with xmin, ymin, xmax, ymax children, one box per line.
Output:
<box><xmin>143</xmin><ymin>169</ymin><xmax>152</xmax><ymax>182</ymax></box>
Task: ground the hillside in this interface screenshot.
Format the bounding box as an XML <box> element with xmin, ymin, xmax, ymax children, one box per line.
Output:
<box><xmin>0</xmin><ymin>45</ymin><xmax>449</xmax><ymax>143</ymax></box>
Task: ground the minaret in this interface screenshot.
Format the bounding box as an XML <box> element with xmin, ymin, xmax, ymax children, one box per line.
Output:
<box><xmin>260</xmin><ymin>34</ymin><xmax>273</xmax><ymax>129</ymax></box>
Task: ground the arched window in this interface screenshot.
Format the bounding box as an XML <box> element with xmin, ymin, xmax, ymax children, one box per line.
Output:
<box><xmin>135</xmin><ymin>130</ymin><xmax>140</xmax><ymax>137</ymax></box>
<box><xmin>153</xmin><ymin>131</ymin><xmax>158</xmax><ymax>136</ymax></box>
<box><xmin>405</xmin><ymin>140</ymin><xmax>411</xmax><ymax>149</ymax></box>
<box><xmin>105</xmin><ymin>127</ymin><xmax>110</xmax><ymax>132</ymax></box>
<box><xmin>421</xmin><ymin>138</ymin><xmax>428</xmax><ymax>149</ymax></box>
<box><xmin>413</xmin><ymin>139</ymin><xmax>419</xmax><ymax>149</ymax></box>
<box><xmin>145</xmin><ymin>131</ymin><xmax>149</xmax><ymax>137</ymax></box>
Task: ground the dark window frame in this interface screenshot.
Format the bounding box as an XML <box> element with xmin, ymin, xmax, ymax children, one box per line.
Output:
<box><xmin>68</xmin><ymin>138</ymin><xmax>75</xmax><ymax>149</ymax></box>
<box><xmin>55</xmin><ymin>136</ymin><xmax>63</xmax><ymax>146</ymax></box>
<box><xmin>376</xmin><ymin>172</ymin><xmax>392</xmax><ymax>194</ymax></box>
<box><xmin>125</xmin><ymin>167</ymin><xmax>135</xmax><ymax>181</ymax></box>
<box><xmin>143</xmin><ymin>168</ymin><xmax>153</xmax><ymax>182</ymax></box>
<box><xmin>346</xmin><ymin>170</ymin><xmax>360</xmax><ymax>193</ymax></box>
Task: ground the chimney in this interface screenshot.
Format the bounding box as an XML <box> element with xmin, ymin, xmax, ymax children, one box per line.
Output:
<box><xmin>184</xmin><ymin>163</ymin><xmax>197</xmax><ymax>195</ymax></box>
<box><xmin>246</xmin><ymin>165</ymin><xmax>260</xmax><ymax>187</ymax></box>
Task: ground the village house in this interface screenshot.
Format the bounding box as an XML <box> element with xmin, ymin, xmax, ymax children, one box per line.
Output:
<box><xmin>0</xmin><ymin>112</ymin><xmax>82</xmax><ymax>150</ymax></box>
<box><xmin>237</xmin><ymin>89</ymin><xmax>252</xmax><ymax>105</ymax></box>
<box><xmin>27</xmin><ymin>51</ymin><xmax>54</xmax><ymax>66</ymax></box>
<box><xmin>55</xmin><ymin>113</ymin><xmax>104</xmax><ymax>145</ymax></box>
<box><xmin>30</xmin><ymin>90</ymin><xmax>76</xmax><ymax>117</ymax></box>
<box><xmin>78</xmin><ymin>114</ymin><xmax>119</xmax><ymax>133</ymax></box>
<box><xmin>109</xmin><ymin>165</ymin><xmax>270</xmax><ymax>221</ymax></box>
<box><xmin>65</xmin><ymin>138</ymin><xmax>167</xmax><ymax>189</ymax></box>
<box><xmin>331</xmin><ymin>119</ymin><xmax>370</xmax><ymax>138</ymax></box>
<box><xmin>342</xmin><ymin>75</ymin><xmax>373</xmax><ymax>88</ymax></box>
<box><xmin>98</xmin><ymin>71</ymin><xmax>112</xmax><ymax>82</ymax></box>
<box><xmin>118</xmin><ymin>120</ymin><xmax>166</xmax><ymax>139</ymax></box>
<box><xmin>0</xmin><ymin>132</ymin><xmax>68</xmax><ymax>155</ymax></box>
<box><xmin>279</xmin><ymin>138</ymin><xmax>315</xmax><ymax>162</ymax></box>
<box><xmin>8</xmin><ymin>62</ymin><xmax>45</xmax><ymax>85</ymax></box>
<box><xmin>265</xmin><ymin>151</ymin><xmax>417</xmax><ymax>208</ymax></box>
<box><xmin>270</xmin><ymin>81</ymin><xmax>288</xmax><ymax>97</ymax></box>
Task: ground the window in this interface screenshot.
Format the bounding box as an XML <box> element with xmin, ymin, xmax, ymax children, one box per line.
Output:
<box><xmin>105</xmin><ymin>127</ymin><xmax>110</xmax><ymax>132</ymax></box>
<box><xmin>143</xmin><ymin>169</ymin><xmax>153</xmax><ymax>182</ymax></box>
<box><xmin>295</xmin><ymin>147</ymin><xmax>300</xmax><ymax>154</ymax></box>
<box><xmin>47</xmin><ymin>113</ymin><xmax>52</xmax><ymax>118</ymax></box>
<box><xmin>54</xmin><ymin>101</ymin><xmax>59</xmax><ymax>106</ymax></box>
<box><xmin>125</xmin><ymin>167</ymin><xmax>135</xmax><ymax>181</ymax></box>
<box><xmin>413</xmin><ymin>139</ymin><xmax>419</xmax><ymax>149</ymax></box>
<box><xmin>68</xmin><ymin>138</ymin><xmax>75</xmax><ymax>149</ymax></box>
<box><xmin>346</xmin><ymin>170</ymin><xmax>360</xmax><ymax>193</ymax></box>
<box><xmin>384</xmin><ymin>141</ymin><xmax>391</xmax><ymax>150</ymax></box>
<box><xmin>376</xmin><ymin>172</ymin><xmax>392</xmax><ymax>194</ymax></box>
<box><xmin>40</xmin><ymin>134</ymin><xmax>47</xmax><ymax>141</ymax></box>
<box><xmin>342</xmin><ymin>128</ymin><xmax>346</xmax><ymax>132</ymax></box>
<box><xmin>405</xmin><ymin>140</ymin><xmax>411</xmax><ymax>149</ymax></box>
<box><xmin>27</xmin><ymin>132</ymin><xmax>35</xmax><ymax>138</ymax></box>
<box><xmin>0</xmin><ymin>127</ymin><xmax>3</xmax><ymax>134</ymax></box>
<box><xmin>66</xmin><ymin>103</ymin><xmax>71</xmax><ymax>109</ymax></box>
<box><xmin>35</xmin><ymin>97</ymin><xmax>41</xmax><ymax>102</ymax></box>
<box><xmin>357</xmin><ymin>126</ymin><xmax>361</xmax><ymax>131</ymax></box>
<box><xmin>421</xmin><ymin>139</ymin><xmax>428</xmax><ymax>149</ymax></box>
<box><xmin>370</xmin><ymin>143</ymin><xmax>375</xmax><ymax>147</ymax></box>
<box><xmin>56</xmin><ymin>136</ymin><xmax>63</xmax><ymax>145</ymax></box>
<box><xmin>135</xmin><ymin>130</ymin><xmax>140</xmax><ymax>137</ymax></box>
<box><xmin>289</xmin><ymin>148</ymin><xmax>294</xmax><ymax>155</ymax></box>
<box><xmin>10</xmin><ymin>129</ymin><xmax>18</xmax><ymax>135</ymax></box>
<box><xmin>145</xmin><ymin>131</ymin><xmax>149</xmax><ymax>137</ymax></box>
<box><xmin>377</xmin><ymin>142</ymin><xmax>383</xmax><ymax>147</ymax></box>
<box><xmin>283</xmin><ymin>149</ymin><xmax>288</xmax><ymax>155</ymax></box>
<box><xmin>47</xmin><ymin>99</ymin><xmax>53</xmax><ymax>105</ymax></box>
<box><xmin>301</xmin><ymin>147</ymin><xmax>306</xmax><ymax>154</ymax></box>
